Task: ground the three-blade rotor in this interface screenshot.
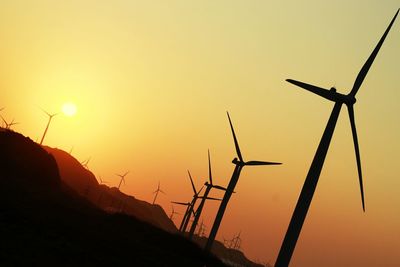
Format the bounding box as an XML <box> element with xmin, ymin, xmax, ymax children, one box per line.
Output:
<box><xmin>285</xmin><ymin>9</ymin><xmax>399</xmax><ymax>212</ymax></box>
<box><xmin>227</xmin><ymin>112</ymin><xmax>282</xmax><ymax>166</ymax></box>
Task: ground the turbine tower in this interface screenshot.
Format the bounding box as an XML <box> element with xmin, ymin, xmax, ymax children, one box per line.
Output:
<box><xmin>275</xmin><ymin>9</ymin><xmax>399</xmax><ymax>267</ymax></box>
<box><xmin>39</xmin><ymin>108</ymin><xmax>58</xmax><ymax>145</ymax></box>
<box><xmin>116</xmin><ymin>171</ymin><xmax>129</xmax><ymax>190</ymax></box>
<box><xmin>152</xmin><ymin>181</ymin><xmax>165</xmax><ymax>204</ymax></box>
<box><xmin>205</xmin><ymin>112</ymin><xmax>281</xmax><ymax>252</ymax></box>
<box><xmin>188</xmin><ymin>150</ymin><xmax>228</xmax><ymax>240</ymax></box>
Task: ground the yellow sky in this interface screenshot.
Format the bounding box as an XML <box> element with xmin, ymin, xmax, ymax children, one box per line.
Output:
<box><xmin>1</xmin><ymin>1</ymin><xmax>399</xmax><ymax>266</ymax></box>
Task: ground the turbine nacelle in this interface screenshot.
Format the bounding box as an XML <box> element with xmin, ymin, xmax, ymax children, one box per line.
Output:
<box><xmin>286</xmin><ymin>79</ymin><xmax>357</xmax><ymax>105</ymax></box>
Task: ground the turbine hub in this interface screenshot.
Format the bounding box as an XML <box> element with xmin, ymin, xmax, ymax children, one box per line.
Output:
<box><xmin>232</xmin><ymin>158</ymin><xmax>245</xmax><ymax>166</ymax></box>
<box><xmin>345</xmin><ymin>95</ymin><xmax>356</xmax><ymax>105</ymax></box>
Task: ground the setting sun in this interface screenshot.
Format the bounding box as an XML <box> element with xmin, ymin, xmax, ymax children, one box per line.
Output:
<box><xmin>62</xmin><ymin>102</ymin><xmax>77</xmax><ymax>117</ymax></box>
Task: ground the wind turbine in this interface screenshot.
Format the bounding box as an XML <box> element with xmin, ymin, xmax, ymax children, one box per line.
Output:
<box><xmin>275</xmin><ymin>10</ymin><xmax>399</xmax><ymax>267</ymax></box>
<box><xmin>39</xmin><ymin>108</ymin><xmax>58</xmax><ymax>145</ymax></box>
<box><xmin>171</xmin><ymin>201</ymin><xmax>192</xmax><ymax>232</ymax></box>
<box><xmin>0</xmin><ymin>115</ymin><xmax>18</xmax><ymax>130</ymax></box>
<box><xmin>81</xmin><ymin>157</ymin><xmax>91</xmax><ymax>169</ymax></box>
<box><xmin>197</xmin><ymin>219</ymin><xmax>206</xmax><ymax>237</ymax></box>
<box><xmin>169</xmin><ymin>204</ymin><xmax>180</xmax><ymax>221</ymax></box>
<box><xmin>232</xmin><ymin>231</ymin><xmax>242</xmax><ymax>250</ymax></box>
<box><xmin>116</xmin><ymin>171</ymin><xmax>129</xmax><ymax>190</ymax></box>
<box><xmin>204</xmin><ymin>112</ymin><xmax>281</xmax><ymax>252</ymax></box>
<box><xmin>152</xmin><ymin>181</ymin><xmax>166</xmax><ymax>204</ymax></box>
<box><xmin>188</xmin><ymin>150</ymin><xmax>228</xmax><ymax>240</ymax></box>
<box><xmin>180</xmin><ymin>170</ymin><xmax>204</xmax><ymax>233</ymax></box>
<box><xmin>97</xmin><ymin>176</ymin><xmax>108</xmax><ymax>185</ymax></box>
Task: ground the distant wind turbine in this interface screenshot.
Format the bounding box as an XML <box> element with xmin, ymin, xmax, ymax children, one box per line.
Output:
<box><xmin>275</xmin><ymin>9</ymin><xmax>399</xmax><ymax>267</ymax></box>
<box><xmin>81</xmin><ymin>157</ymin><xmax>91</xmax><ymax>169</ymax></box>
<box><xmin>115</xmin><ymin>171</ymin><xmax>129</xmax><ymax>190</ymax></box>
<box><xmin>97</xmin><ymin>176</ymin><xmax>108</xmax><ymax>185</ymax></box>
<box><xmin>171</xmin><ymin>201</ymin><xmax>192</xmax><ymax>232</ymax></box>
<box><xmin>0</xmin><ymin>115</ymin><xmax>18</xmax><ymax>130</ymax></box>
<box><xmin>39</xmin><ymin>108</ymin><xmax>58</xmax><ymax>145</ymax></box>
<box><xmin>205</xmin><ymin>112</ymin><xmax>281</xmax><ymax>252</ymax></box>
<box><xmin>188</xmin><ymin>150</ymin><xmax>228</xmax><ymax>240</ymax></box>
<box><xmin>152</xmin><ymin>181</ymin><xmax>166</xmax><ymax>204</ymax></box>
<box><xmin>169</xmin><ymin>205</ymin><xmax>180</xmax><ymax>221</ymax></box>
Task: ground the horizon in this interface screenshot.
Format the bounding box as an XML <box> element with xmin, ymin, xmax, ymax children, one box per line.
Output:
<box><xmin>1</xmin><ymin>1</ymin><xmax>400</xmax><ymax>266</ymax></box>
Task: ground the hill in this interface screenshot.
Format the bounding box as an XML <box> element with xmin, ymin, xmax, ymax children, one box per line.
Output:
<box><xmin>44</xmin><ymin>146</ymin><xmax>176</xmax><ymax>232</ymax></box>
<box><xmin>0</xmin><ymin>129</ymin><xmax>225</xmax><ymax>266</ymax></box>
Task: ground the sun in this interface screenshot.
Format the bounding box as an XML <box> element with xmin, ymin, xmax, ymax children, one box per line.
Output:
<box><xmin>62</xmin><ymin>102</ymin><xmax>77</xmax><ymax>117</ymax></box>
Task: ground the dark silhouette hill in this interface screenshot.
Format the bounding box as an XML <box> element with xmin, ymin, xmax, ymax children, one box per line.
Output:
<box><xmin>44</xmin><ymin>146</ymin><xmax>176</xmax><ymax>232</ymax></box>
<box><xmin>0</xmin><ymin>129</ymin><xmax>225</xmax><ymax>266</ymax></box>
<box><xmin>192</xmin><ymin>236</ymin><xmax>264</xmax><ymax>267</ymax></box>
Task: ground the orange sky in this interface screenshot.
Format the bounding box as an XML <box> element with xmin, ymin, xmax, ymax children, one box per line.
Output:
<box><xmin>1</xmin><ymin>1</ymin><xmax>400</xmax><ymax>266</ymax></box>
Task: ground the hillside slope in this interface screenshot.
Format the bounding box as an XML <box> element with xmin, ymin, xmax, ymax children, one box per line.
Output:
<box><xmin>0</xmin><ymin>130</ymin><xmax>225</xmax><ymax>266</ymax></box>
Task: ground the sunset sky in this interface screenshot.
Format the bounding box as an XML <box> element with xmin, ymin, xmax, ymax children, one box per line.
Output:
<box><xmin>1</xmin><ymin>1</ymin><xmax>400</xmax><ymax>266</ymax></box>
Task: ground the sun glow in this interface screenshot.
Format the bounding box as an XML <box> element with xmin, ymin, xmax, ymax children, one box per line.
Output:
<box><xmin>62</xmin><ymin>102</ymin><xmax>77</xmax><ymax>117</ymax></box>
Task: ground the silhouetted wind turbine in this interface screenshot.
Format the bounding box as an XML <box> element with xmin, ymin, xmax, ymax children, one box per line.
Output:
<box><xmin>181</xmin><ymin>171</ymin><xmax>205</xmax><ymax>233</ymax></box>
<box><xmin>197</xmin><ymin>219</ymin><xmax>206</xmax><ymax>237</ymax></box>
<box><xmin>152</xmin><ymin>181</ymin><xmax>166</xmax><ymax>204</ymax></box>
<box><xmin>275</xmin><ymin>9</ymin><xmax>399</xmax><ymax>267</ymax></box>
<box><xmin>171</xmin><ymin>201</ymin><xmax>191</xmax><ymax>231</ymax></box>
<box><xmin>188</xmin><ymin>150</ymin><xmax>228</xmax><ymax>240</ymax></box>
<box><xmin>39</xmin><ymin>108</ymin><xmax>58</xmax><ymax>145</ymax></box>
<box><xmin>97</xmin><ymin>176</ymin><xmax>108</xmax><ymax>185</ymax></box>
<box><xmin>0</xmin><ymin>115</ymin><xmax>18</xmax><ymax>130</ymax></box>
<box><xmin>205</xmin><ymin>112</ymin><xmax>281</xmax><ymax>252</ymax></box>
<box><xmin>81</xmin><ymin>157</ymin><xmax>91</xmax><ymax>169</ymax></box>
<box><xmin>116</xmin><ymin>171</ymin><xmax>129</xmax><ymax>190</ymax></box>
<box><xmin>169</xmin><ymin>205</ymin><xmax>180</xmax><ymax>221</ymax></box>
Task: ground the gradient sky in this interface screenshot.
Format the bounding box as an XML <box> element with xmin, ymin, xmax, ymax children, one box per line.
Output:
<box><xmin>1</xmin><ymin>1</ymin><xmax>399</xmax><ymax>266</ymax></box>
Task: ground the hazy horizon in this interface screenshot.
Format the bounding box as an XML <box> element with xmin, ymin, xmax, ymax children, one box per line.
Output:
<box><xmin>1</xmin><ymin>1</ymin><xmax>400</xmax><ymax>266</ymax></box>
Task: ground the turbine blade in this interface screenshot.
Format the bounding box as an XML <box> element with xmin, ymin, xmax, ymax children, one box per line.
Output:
<box><xmin>171</xmin><ymin>201</ymin><xmax>189</xmax><ymax>206</ymax></box>
<box><xmin>227</xmin><ymin>112</ymin><xmax>243</xmax><ymax>162</ymax></box>
<box><xmin>187</xmin><ymin>170</ymin><xmax>197</xmax><ymax>194</ymax></box>
<box><xmin>245</xmin><ymin>160</ymin><xmax>282</xmax><ymax>166</ymax></box>
<box><xmin>198</xmin><ymin>185</ymin><xmax>204</xmax><ymax>195</ymax></box>
<box><xmin>208</xmin><ymin>149</ymin><xmax>213</xmax><ymax>185</ymax></box>
<box><xmin>212</xmin><ymin>185</ymin><xmax>228</xmax><ymax>191</ymax></box>
<box><xmin>350</xmin><ymin>9</ymin><xmax>399</xmax><ymax>97</ymax></box>
<box><xmin>39</xmin><ymin>107</ymin><xmax>51</xmax><ymax>117</ymax></box>
<box><xmin>204</xmin><ymin>197</ymin><xmax>222</xmax><ymax>201</ymax></box>
<box><xmin>160</xmin><ymin>190</ymin><xmax>166</xmax><ymax>194</ymax></box>
<box><xmin>286</xmin><ymin>79</ymin><xmax>334</xmax><ymax>101</ymax></box>
<box><xmin>348</xmin><ymin>105</ymin><xmax>365</xmax><ymax>211</ymax></box>
<box><xmin>0</xmin><ymin>115</ymin><xmax>7</xmax><ymax>125</ymax></box>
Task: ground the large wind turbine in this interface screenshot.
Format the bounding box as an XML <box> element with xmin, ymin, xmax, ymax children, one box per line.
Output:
<box><xmin>275</xmin><ymin>9</ymin><xmax>399</xmax><ymax>267</ymax></box>
<box><xmin>152</xmin><ymin>181</ymin><xmax>165</xmax><ymax>204</ymax></box>
<box><xmin>116</xmin><ymin>171</ymin><xmax>129</xmax><ymax>190</ymax></box>
<box><xmin>205</xmin><ymin>112</ymin><xmax>281</xmax><ymax>252</ymax></box>
<box><xmin>188</xmin><ymin>150</ymin><xmax>228</xmax><ymax>240</ymax></box>
<box><xmin>39</xmin><ymin>108</ymin><xmax>58</xmax><ymax>145</ymax></box>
